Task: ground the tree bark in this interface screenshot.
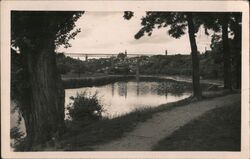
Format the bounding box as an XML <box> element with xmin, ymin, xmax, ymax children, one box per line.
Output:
<box><xmin>233</xmin><ymin>18</ymin><xmax>242</xmax><ymax>89</ymax></box>
<box><xmin>20</xmin><ymin>37</ymin><xmax>65</xmax><ymax>148</ymax></box>
<box><xmin>187</xmin><ymin>13</ymin><xmax>202</xmax><ymax>99</ymax></box>
<box><xmin>235</xmin><ymin>40</ymin><xmax>241</xmax><ymax>89</ymax></box>
<box><xmin>222</xmin><ymin>14</ymin><xmax>232</xmax><ymax>90</ymax></box>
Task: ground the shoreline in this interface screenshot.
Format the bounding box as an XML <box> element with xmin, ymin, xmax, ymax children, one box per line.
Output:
<box><xmin>62</xmin><ymin>74</ymin><xmax>223</xmax><ymax>89</ymax></box>
<box><xmin>30</xmin><ymin>90</ymin><xmax>236</xmax><ymax>151</ymax></box>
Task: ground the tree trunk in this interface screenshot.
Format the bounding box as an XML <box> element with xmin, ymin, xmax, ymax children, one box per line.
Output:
<box><xmin>235</xmin><ymin>45</ymin><xmax>241</xmax><ymax>89</ymax></box>
<box><xmin>187</xmin><ymin>13</ymin><xmax>202</xmax><ymax>99</ymax></box>
<box><xmin>20</xmin><ymin>38</ymin><xmax>65</xmax><ymax>148</ymax></box>
<box><xmin>222</xmin><ymin>14</ymin><xmax>232</xmax><ymax>90</ymax></box>
<box><xmin>233</xmin><ymin>18</ymin><xmax>242</xmax><ymax>89</ymax></box>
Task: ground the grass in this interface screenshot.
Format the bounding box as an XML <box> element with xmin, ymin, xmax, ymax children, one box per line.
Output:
<box><xmin>23</xmin><ymin>90</ymin><xmax>236</xmax><ymax>151</ymax></box>
<box><xmin>152</xmin><ymin>102</ymin><xmax>241</xmax><ymax>151</ymax></box>
<box><xmin>55</xmin><ymin>91</ymin><xmax>232</xmax><ymax>151</ymax></box>
<box><xmin>57</xmin><ymin>96</ymin><xmax>195</xmax><ymax>151</ymax></box>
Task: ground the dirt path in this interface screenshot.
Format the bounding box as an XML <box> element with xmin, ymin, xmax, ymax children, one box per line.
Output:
<box><xmin>92</xmin><ymin>94</ymin><xmax>240</xmax><ymax>151</ymax></box>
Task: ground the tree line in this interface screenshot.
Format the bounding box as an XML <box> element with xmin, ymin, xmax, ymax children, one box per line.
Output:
<box><xmin>56</xmin><ymin>52</ymin><xmax>223</xmax><ymax>80</ymax></box>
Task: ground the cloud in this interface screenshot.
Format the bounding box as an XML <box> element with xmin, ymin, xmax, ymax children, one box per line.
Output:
<box><xmin>58</xmin><ymin>11</ymin><xmax>212</xmax><ymax>55</ymax></box>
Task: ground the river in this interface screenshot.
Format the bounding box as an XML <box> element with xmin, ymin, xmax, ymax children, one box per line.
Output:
<box><xmin>65</xmin><ymin>80</ymin><xmax>191</xmax><ymax>119</ymax></box>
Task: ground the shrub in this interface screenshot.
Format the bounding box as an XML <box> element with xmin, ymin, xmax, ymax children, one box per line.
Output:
<box><xmin>67</xmin><ymin>92</ymin><xmax>104</xmax><ymax>123</ymax></box>
<box><xmin>11</xmin><ymin>126</ymin><xmax>25</xmax><ymax>149</ymax></box>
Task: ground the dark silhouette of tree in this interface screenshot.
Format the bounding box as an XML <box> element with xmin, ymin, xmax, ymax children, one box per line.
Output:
<box><xmin>200</xmin><ymin>12</ymin><xmax>242</xmax><ymax>90</ymax></box>
<box><xmin>230</xmin><ymin>13</ymin><xmax>242</xmax><ymax>89</ymax></box>
<box><xmin>221</xmin><ymin>14</ymin><xmax>232</xmax><ymax>90</ymax></box>
<box><xmin>125</xmin><ymin>12</ymin><xmax>202</xmax><ymax>99</ymax></box>
<box><xmin>11</xmin><ymin>11</ymin><xmax>83</xmax><ymax>149</ymax></box>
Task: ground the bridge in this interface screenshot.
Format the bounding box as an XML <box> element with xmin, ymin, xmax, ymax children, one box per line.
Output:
<box><xmin>63</xmin><ymin>52</ymin><xmax>160</xmax><ymax>61</ymax></box>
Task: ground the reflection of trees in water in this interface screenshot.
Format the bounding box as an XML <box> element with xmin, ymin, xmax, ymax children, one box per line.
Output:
<box><xmin>114</xmin><ymin>80</ymin><xmax>191</xmax><ymax>97</ymax></box>
<box><xmin>137</xmin><ymin>82</ymin><xmax>151</xmax><ymax>96</ymax></box>
<box><xmin>135</xmin><ymin>81</ymin><xmax>187</xmax><ymax>96</ymax></box>
<box><xmin>117</xmin><ymin>82</ymin><xmax>127</xmax><ymax>98</ymax></box>
<box><xmin>136</xmin><ymin>81</ymin><xmax>139</xmax><ymax>96</ymax></box>
<box><xmin>153</xmin><ymin>82</ymin><xmax>191</xmax><ymax>96</ymax></box>
<box><xmin>125</xmin><ymin>83</ymin><xmax>127</xmax><ymax>98</ymax></box>
<box><xmin>111</xmin><ymin>83</ymin><xmax>114</xmax><ymax>97</ymax></box>
<box><xmin>165</xmin><ymin>92</ymin><xmax>168</xmax><ymax>99</ymax></box>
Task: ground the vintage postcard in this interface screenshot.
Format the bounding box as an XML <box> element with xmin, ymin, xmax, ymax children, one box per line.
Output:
<box><xmin>1</xmin><ymin>0</ymin><xmax>249</xmax><ymax>158</ymax></box>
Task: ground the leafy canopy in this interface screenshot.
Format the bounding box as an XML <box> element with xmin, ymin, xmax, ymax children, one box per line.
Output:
<box><xmin>125</xmin><ymin>12</ymin><xmax>241</xmax><ymax>41</ymax></box>
<box><xmin>11</xmin><ymin>11</ymin><xmax>84</xmax><ymax>49</ymax></box>
<box><xmin>128</xmin><ymin>12</ymin><xmax>203</xmax><ymax>40</ymax></box>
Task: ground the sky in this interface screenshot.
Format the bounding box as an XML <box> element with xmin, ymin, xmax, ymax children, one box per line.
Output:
<box><xmin>57</xmin><ymin>11</ymin><xmax>213</xmax><ymax>55</ymax></box>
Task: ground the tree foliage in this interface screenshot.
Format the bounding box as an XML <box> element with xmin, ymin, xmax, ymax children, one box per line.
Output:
<box><xmin>123</xmin><ymin>11</ymin><xmax>134</xmax><ymax>20</ymax></box>
<box><xmin>133</xmin><ymin>12</ymin><xmax>203</xmax><ymax>39</ymax></box>
<box><xmin>201</xmin><ymin>12</ymin><xmax>242</xmax><ymax>89</ymax></box>
<box><xmin>11</xmin><ymin>11</ymin><xmax>84</xmax><ymax>49</ymax></box>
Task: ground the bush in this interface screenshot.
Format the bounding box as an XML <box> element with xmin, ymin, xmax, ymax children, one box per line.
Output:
<box><xmin>67</xmin><ymin>92</ymin><xmax>104</xmax><ymax>122</ymax></box>
<box><xmin>11</xmin><ymin>126</ymin><xmax>25</xmax><ymax>149</ymax></box>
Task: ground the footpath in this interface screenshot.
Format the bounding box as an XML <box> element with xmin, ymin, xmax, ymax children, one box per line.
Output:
<box><xmin>92</xmin><ymin>94</ymin><xmax>240</xmax><ymax>151</ymax></box>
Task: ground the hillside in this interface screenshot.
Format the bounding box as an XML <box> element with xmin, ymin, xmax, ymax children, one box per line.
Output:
<box><xmin>56</xmin><ymin>52</ymin><xmax>223</xmax><ymax>80</ymax></box>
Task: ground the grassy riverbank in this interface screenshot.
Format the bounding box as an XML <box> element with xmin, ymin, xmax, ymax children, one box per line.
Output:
<box><xmin>52</xmin><ymin>90</ymin><xmax>233</xmax><ymax>151</ymax></box>
<box><xmin>152</xmin><ymin>101</ymin><xmax>241</xmax><ymax>151</ymax></box>
<box><xmin>60</xmin><ymin>96</ymin><xmax>195</xmax><ymax>151</ymax></box>
<box><xmin>27</xmin><ymin>90</ymin><xmax>237</xmax><ymax>151</ymax></box>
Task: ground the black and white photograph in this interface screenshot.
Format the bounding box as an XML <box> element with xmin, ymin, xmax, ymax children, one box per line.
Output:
<box><xmin>1</xmin><ymin>1</ymin><xmax>249</xmax><ymax>159</ymax></box>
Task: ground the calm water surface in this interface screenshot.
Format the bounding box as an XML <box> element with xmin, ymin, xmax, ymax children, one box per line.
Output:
<box><xmin>11</xmin><ymin>80</ymin><xmax>191</xmax><ymax>149</ymax></box>
<box><xmin>65</xmin><ymin>80</ymin><xmax>191</xmax><ymax>119</ymax></box>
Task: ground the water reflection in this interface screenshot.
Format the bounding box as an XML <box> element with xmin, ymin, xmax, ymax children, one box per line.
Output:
<box><xmin>136</xmin><ymin>81</ymin><xmax>139</xmax><ymax>96</ymax></box>
<box><xmin>111</xmin><ymin>83</ymin><xmax>114</xmax><ymax>97</ymax></box>
<box><xmin>10</xmin><ymin>80</ymin><xmax>191</xmax><ymax>150</ymax></box>
<box><xmin>65</xmin><ymin>80</ymin><xmax>191</xmax><ymax>119</ymax></box>
<box><xmin>117</xmin><ymin>82</ymin><xmax>127</xmax><ymax>98</ymax></box>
